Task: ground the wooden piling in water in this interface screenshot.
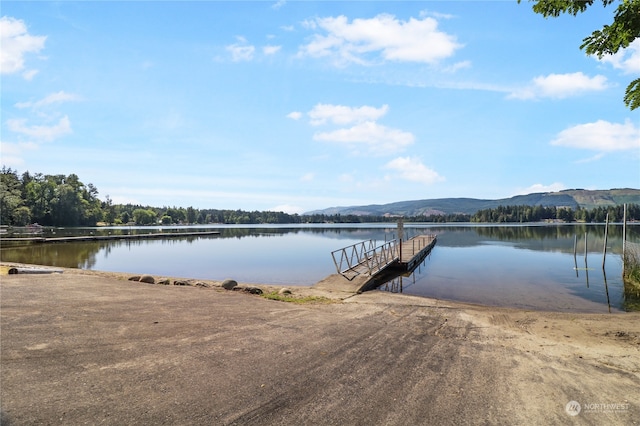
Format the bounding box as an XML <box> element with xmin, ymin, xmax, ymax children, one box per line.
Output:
<box><xmin>602</xmin><ymin>213</ymin><xmax>609</xmax><ymax>269</ymax></box>
<box><xmin>623</xmin><ymin>203</ymin><xmax>627</xmax><ymax>273</ymax></box>
<box><xmin>584</xmin><ymin>232</ymin><xmax>588</xmax><ymax>260</ymax></box>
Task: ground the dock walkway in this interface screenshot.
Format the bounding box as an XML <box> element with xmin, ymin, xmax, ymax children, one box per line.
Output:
<box><xmin>399</xmin><ymin>234</ymin><xmax>437</xmax><ymax>271</ymax></box>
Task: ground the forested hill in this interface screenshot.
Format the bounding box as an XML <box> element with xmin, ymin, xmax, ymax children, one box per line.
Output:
<box><xmin>305</xmin><ymin>189</ymin><xmax>640</xmax><ymax>216</ymax></box>
<box><xmin>2</xmin><ymin>167</ymin><xmax>638</xmax><ymax>226</ymax></box>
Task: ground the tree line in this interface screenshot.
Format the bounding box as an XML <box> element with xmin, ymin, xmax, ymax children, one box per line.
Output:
<box><xmin>1</xmin><ymin>168</ymin><xmax>638</xmax><ymax>226</ymax></box>
<box><xmin>470</xmin><ymin>204</ymin><xmax>640</xmax><ymax>223</ymax></box>
<box><xmin>1</xmin><ymin>168</ymin><xmax>102</xmax><ymax>226</ymax></box>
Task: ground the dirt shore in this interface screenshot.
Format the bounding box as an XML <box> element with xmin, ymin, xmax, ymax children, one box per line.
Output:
<box><xmin>1</xmin><ymin>264</ymin><xmax>639</xmax><ymax>425</ymax></box>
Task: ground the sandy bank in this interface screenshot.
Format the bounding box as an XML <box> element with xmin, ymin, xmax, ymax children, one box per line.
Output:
<box><xmin>1</xmin><ymin>263</ymin><xmax>639</xmax><ymax>425</ymax></box>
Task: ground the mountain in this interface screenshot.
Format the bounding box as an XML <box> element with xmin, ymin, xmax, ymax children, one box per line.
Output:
<box><xmin>305</xmin><ymin>188</ymin><xmax>640</xmax><ymax>216</ymax></box>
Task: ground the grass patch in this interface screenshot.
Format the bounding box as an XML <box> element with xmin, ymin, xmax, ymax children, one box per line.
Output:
<box><xmin>623</xmin><ymin>243</ymin><xmax>640</xmax><ymax>285</ymax></box>
<box><xmin>261</xmin><ymin>291</ymin><xmax>336</xmax><ymax>304</ymax></box>
<box><xmin>623</xmin><ymin>243</ymin><xmax>640</xmax><ymax>311</ymax></box>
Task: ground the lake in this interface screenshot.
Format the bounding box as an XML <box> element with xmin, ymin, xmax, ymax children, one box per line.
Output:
<box><xmin>1</xmin><ymin>223</ymin><xmax>639</xmax><ymax>313</ymax></box>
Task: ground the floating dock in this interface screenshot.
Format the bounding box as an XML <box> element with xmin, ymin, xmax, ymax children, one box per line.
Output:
<box><xmin>314</xmin><ymin>232</ymin><xmax>437</xmax><ymax>294</ymax></box>
<box><xmin>0</xmin><ymin>231</ymin><xmax>220</xmax><ymax>244</ymax></box>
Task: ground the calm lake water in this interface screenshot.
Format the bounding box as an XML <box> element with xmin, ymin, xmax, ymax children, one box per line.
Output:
<box><xmin>2</xmin><ymin>223</ymin><xmax>639</xmax><ymax>313</ymax></box>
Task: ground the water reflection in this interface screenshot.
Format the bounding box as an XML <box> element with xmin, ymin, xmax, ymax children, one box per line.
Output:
<box><xmin>1</xmin><ymin>223</ymin><xmax>638</xmax><ymax>312</ymax></box>
<box><xmin>0</xmin><ymin>234</ymin><xmax>229</xmax><ymax>268</ymax></box>
<box><xmin>373</xmin><ymin>225</ymin><xmax>639</xmax><ymax>313</ymax></box>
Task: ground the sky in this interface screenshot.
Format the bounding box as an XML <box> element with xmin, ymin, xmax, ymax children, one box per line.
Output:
<box><xmin>1</xmin><ymin>1</ymin><xmax>639</xmax><ymax>214</ymax></box>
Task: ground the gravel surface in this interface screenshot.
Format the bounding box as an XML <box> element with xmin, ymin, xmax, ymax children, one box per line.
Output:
<box><xmin>1</xmin><ymin>266</ymin><xmax>639</xmax><ymax>425</ymax></box>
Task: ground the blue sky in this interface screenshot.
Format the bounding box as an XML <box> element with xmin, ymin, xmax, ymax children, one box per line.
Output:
<box><xmin>1</xmin><ymin>1</ymin><xmax>639</xmax><ymax>214</ymax></box>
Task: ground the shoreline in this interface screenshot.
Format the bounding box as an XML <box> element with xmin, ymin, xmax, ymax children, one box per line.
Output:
<box><xmin>2</xmin><ymin>262</ymin><xmax>640</xmax><ymax>424</ymax></box>
<box><xmin>0</xmin><ymin>261</ymin><xmax>632</xmax><ymax>314</ymax></box>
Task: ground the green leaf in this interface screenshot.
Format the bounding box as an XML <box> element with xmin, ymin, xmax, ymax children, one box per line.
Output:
<box><xmin>624</xmin><ymin>78</ymin><xmax>640</xmax><ymax>111</ymax></box>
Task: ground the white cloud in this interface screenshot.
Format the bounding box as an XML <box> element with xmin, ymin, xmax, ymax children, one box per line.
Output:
<box><xmin>270</xmin><ymin>204</ymin><xmax>304</xmax><ymax>214</ymax></box>
<box><xmin>7</xmin><ymin>115</ymin><xmax>72</xmax><ymax>142</ymax></box>
<box><xmin>263</xmin><ymin>45</ymin><xmax>282</xmax><ymax>55</ymax></box>
<box><xmin>0</xmin><ymin>16</ymin><xmax>46</xmax><ymax>75</ymax></box>
<box><xmin>419</xmin><ymin>10</ymin><xmax>455</xmax><ymax>20</ymax></box>
<box><xmin>107</xmin><ymin>194</ymin><xmax>141</xmax><ymax>205</ymax></box>
<box><xmin>15</xmin><ymin>91</ymin><xmax>81</xmax><ymax>109</ymax></box>
<box><xmin>514</xmin><ymin>183</ymin><xmax>566</xmax><ymax>195</ymax></box>
<box><xmin>101</xmin><ymin>184</ymin><xmax>347</xmax><ymax>213</ymax></box>
<box><xmin>574</xmin><ymin>153</ymin><xmax>605</xmax><ymax>164</ymax></box>
<box><xmin>508</xmin><ymin>72</ymin><xmax>608</xmax><ymax>100</ymax></box>
<box><xmin>300</xmin><ymin>172</ymin><xmax>314</xmax><ymax>182</ymax></box>
<box><xmin>314</xmin><ymin>121</ymin><xmax>414</xmax><ymax>155</ymax></box>
<box><xmin>303</xmin><ymin>103</ymin><xmax>413</xmax><ymax>155</ymax></box>
<box><xmin>551</xmin><ymin>119</ymin><xmax>640</xmax><ymax>151</ymax></box>
<box><xmin>0</xmin><ymin>140</ymin><xmax>38</xmax><ymax>168</ymax></box>
<box><xmin>226</xmin><ymin>38</ymin><xmax>255</xmax><ymax>61</ymax></box>
<box><xmin>300</xmin><ymin>19</ymin><xmax>317</xmax><ymax>31</ymax></box>
<box><xmin>599</xmin><ymin>39</ymin><xmax>640</xmax><ymax>74</ymax></box>
<box><xmin>298</xmin><ymin>14</ymin><xmax>461</xmax><ymax>66</ymax></box>
<box><xmin>272</xmin><ymin>0</ymin><xmax>286</xmax><ymax>10</ymax></box>
<box><xmin>383</xmin><ymin>156</ymin><xmax>444</xmax><ymax>185</ymax></box>
<box><xmin>142</xmin><ymin>109</ymin><xmax>186</xmax><ymax>132</ymax></box>
<box><xmin>22</xmin><ymin>69</ymin><xmax>39</xmax><ymax>80</ymax></box>
<box><xmin>0</xmin><ymin>154</ymin><xmax>24</xmax><ymax>167</ymax></box>
<box><xmin>308</xmin><ymin>103</ymin><xmax>389</xmax><ymax>126</ymax></box>
<box><xmin>339</xmin><ymin>173</ymin><xmax>355</xmax><ymax>183</ymax></box>
<box><xmin>442</xmin><ymin>60</ymin><xmax>471</xmax><ymax>73</ymax></box>
<box><xmin>287</xmin><ymin>111</ymin><xmax>302</xmax><ymax>120</ymax></box>
<box><xmin>0</xmin><ymin>141</ymin><xmax>24</xmax><ymax>167</ymax></box>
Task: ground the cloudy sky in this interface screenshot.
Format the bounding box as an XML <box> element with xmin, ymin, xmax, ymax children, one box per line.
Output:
<box><xmin>1</xmin><ymin>1</ymin><xmax>639</xmax><ymax>213</ymax></box>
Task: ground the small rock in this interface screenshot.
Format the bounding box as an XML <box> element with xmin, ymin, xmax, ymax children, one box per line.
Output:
<box><xmin>195</xmin><ymin>282</ymin><xmax>209</xmax><ymax>288</ymax></box>
<box><xmin>278</xmin><ymin>288</ymin><xmax>292</xmax><ymax>295</ymax></box>
<box><xmin>245</xmin><ymin>287</ymin><xmax>263</xmax><ymax>295</ymax></box>
<box><xmin>221</xmin><ymin>279</ymin><xmax>238</xmax><ymax>290</ymax></box>
<box><xmin>128</xmin><ymin>276</ymin><xmax>141</xmax><ymax>281</ymax></box>
<box><xmin>139</xmin><ymin>275</ymin><xmax>155</xmax><ymax>284</ymax></box>
<box><xmin>174</xmin><ymin>280</ymin><xmax>189</xmax><ymax>286</ymax></box>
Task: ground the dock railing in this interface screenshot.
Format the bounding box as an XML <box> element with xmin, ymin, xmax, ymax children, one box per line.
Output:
<box><xmin>365</xmin><ymin>240</ymin><xmax>399</xmax><ymax>276</ymax></box>
<box><xmin>331</xmin><ymin>239</ymin><xmax>400</xmax><ymax>279</ymax></box>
